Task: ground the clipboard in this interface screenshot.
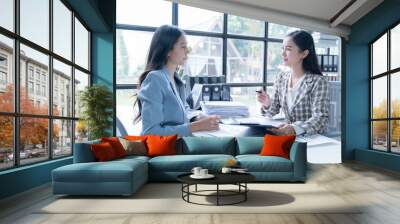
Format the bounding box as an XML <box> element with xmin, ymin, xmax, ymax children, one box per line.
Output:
<box><xmin>235</xmin><ymin>123</ymin><xmax>278</xmax><ymax>129</ymax></box>
<box><xmin>219</xmin><ymin>117</ymin><xmax>281</xmax><ymax>129</ymax></box>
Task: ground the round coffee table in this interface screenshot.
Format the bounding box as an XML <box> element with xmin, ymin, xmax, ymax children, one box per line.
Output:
<box><xmin>177</xmin><ymin>172</ymin><xmax>255</xmax><ymax>206</ymax></box>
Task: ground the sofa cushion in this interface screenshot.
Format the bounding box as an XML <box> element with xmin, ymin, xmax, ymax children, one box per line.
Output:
<box><xmin>148</xmin><ymin>154</ymin><xmax>235</xmax><ymax>172</ymax></box>
<box><xmin>124</xmin><ymin>135</ymin><xmax>148</xmax><ymax>141</ymax></box>
<box><xmin>52</xmin><ymin>158</ymin><xmax>147</xmax><ymax>183</ymax></box>
<box><xmin>236</xmin><ymin>155</ymin><xmax>293</xmax><ymax>172</ymax></box>
<box><xmin>260</xmin><ymin>135</ymin><xmax>296</xmax><ymax>159</ymax></box>
<box><xmin>115</xmin><ymin>155</ymin><xmax>150</xmax><ymax>164</ymax></box>
<box><xmin>119</xmin><ymin>138</ymin><xmax>147</xmax><ymax>156</ymax></box>
<box><xmin>180</xmin><ymin>137</ymin><xmax>235</xmax><ymax>155</ymax></box>
<box><xmin>91</xmin><ymin>142</ymin><xmax>118</xmax><ymax>161</ymax></box>
<box><xmin>101</xmin><ymin>137</ymin><xmax>127</xmax><ymax>158</ymax></box>
<box><xmin>236</xmin><ymin>137</ymin><xmax>263</xmax><ymax>155</ymax></box>
<box><xmin>147</xmin><ymin>135</ymin><xmax>177</xmax><ymax>157</ymax></box>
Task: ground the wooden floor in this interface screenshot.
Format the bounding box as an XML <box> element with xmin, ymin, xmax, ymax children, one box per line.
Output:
<box><xmin>1</xmin><ymin>162</ymin><xmax>400</xmax><ymax>224</ymax></box>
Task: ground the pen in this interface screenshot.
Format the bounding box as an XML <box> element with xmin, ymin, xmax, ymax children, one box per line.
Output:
<box><xmin>255</xmin><ymin>90</ymin><xmax>262</xmax><ymax>93</ymax></box>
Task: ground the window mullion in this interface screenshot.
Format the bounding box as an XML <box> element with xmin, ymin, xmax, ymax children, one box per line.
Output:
<box><xmin>369</xmin><ymin>45</ymin><xmax>373</xmax><ymax>149</ymax></box>
<box><xmin>172</xmin><ymin>3</ymin><xmax>178</xmax><ymax>26</ymax></box>
<box><xmin>222</xmin><ymin>13</ymin><xmax>227</xmax><ymax>79</ymax></box>
<box><xmin>263</xmin><ymin>22</ymin><xmax>268</xmax><ymax>90</ymax></box>
<box><xmin>49</xmin><ymin>0</ymin><xmax>54</xmax><ymax>160</ymax></box>
<box><xmin>14</xmin><ymin>0</ymin><xmax>21</xmax><ymax>167</ymax></box>
<box><xmin>71</xmin><ymin>10</ymin><xmax>76</xmax><ymax>154</ymax></box>
<box><xmin>387</xmin><ymin>30</ymin><xmax>391</xmax><ymax>152</ymax></box>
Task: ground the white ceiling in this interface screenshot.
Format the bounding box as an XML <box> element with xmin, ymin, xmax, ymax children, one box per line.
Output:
<box><xmin>227</xmin><ymin>0</ymin><xmax>352</xmax><ymax>23</ymax></box>
<box><xmin>170</xmin><ymin>0</ymin><xmax>384</xmax><ymax>38</ymax></box>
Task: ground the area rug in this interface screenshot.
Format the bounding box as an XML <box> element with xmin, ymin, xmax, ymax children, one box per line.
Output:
<box><xmin>37</xmin><ymin>183</ymin><xmax>362</xmax><ymax>214</ymax></box>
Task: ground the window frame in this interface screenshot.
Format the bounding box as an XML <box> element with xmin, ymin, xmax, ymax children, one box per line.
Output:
<box><xmin>369</xmin><ymin>19</ymin><xmax>400</xmax><ymax>154</ymax></box>
<box><xmin>0</xmin><ymin>0</ymin><xmax>92</xmax><ymax>171</ymax></box>
<box><xmin>115</xmin><ymin>3</ymin><xmax>286</xmax><ymax>91</ymax></box>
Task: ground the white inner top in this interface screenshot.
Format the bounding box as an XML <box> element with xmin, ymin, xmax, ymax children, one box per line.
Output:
<box><xmin>287</xmin><ymin>73</ymin><xmax>306</xmax><ymax>111</ymax></box>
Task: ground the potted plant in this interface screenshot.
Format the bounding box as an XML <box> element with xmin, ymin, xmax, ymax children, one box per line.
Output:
<box><xmin>79</xmin><ymin>84</ymin><xmax>113</xmax><ymax>140</ymax></box>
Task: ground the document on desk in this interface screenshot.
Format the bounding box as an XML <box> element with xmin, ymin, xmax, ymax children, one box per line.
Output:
<box><xmin>220</xmin><ymin>116</ymin><xmax>283</xmax><ymax>128</ymax></box>
<box><xmin>201</xmin><ymin>101</ymin><xmax>250</xmax><ymax>117</ymax></box>
<box><xmin>296</xmin><ymin>134</ymin><xmax>340</xmax><ymax>146</ymax></box>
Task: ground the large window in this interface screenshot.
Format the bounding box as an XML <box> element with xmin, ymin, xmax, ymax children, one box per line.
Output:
<box><xmin>185</xmin><ymin>35</ymin><xmax>222</xmax><ymax>76</ymax></box>
<box><xmin>116</xmin><ymin>30</ymin><xmax>152</xmax><ymax>84</ymax></box>
<box><xmin>117</xmin><ymin>0</ymin><xmax>172</xmax><ymax>27</ymax></box>
<box><xmin>0</xmin><ymin>0</ymin><xmax>91</xmax><ymax>170</ymax></box>
<box><xmin>0</xmin><ymin>0</ymin><xmax>14</xmax><ymax>32</ymax></box>
<box><xmin>370</xmin><ymin>23</ymin><xmax>400</xmax><ymax>153</ymax></box>
<box><xmin>20</xmin><ymin>0</ymin><xmax>49</xmax><ymax>49</ymax></box>
<box><xmin>178</xmin><ymin>5</ymin><xmax>223</xmax><ymax>33</ymax></box>
<box><xmin>53</xmin><ymin>0</ymin><xmax>72</xmax><ymax>60</ymax></box>
<box><xmin>227</xmin><ymin>39</ymin><xmax>263</xmax><ymax>83</ymax></box>
<box><xmin>116</xmin><ymin>1</ymin><xmax>342</xmax><ymax>140</ymax></box>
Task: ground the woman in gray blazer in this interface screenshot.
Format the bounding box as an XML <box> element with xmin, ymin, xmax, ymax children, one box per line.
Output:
<box><xmin>257</xmin><ymin>30</ymin><xmax>329</xmax><ymax>136</ymax></box>
<box><xmin>135</xmin><ymin>25</ymin><xmax>219</xmax><ymax>136</ymax></box>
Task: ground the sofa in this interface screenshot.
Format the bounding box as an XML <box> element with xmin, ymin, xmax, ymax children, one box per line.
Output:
<box><xmin>52</xmin><ymin>137</ymin><xmax>307</xmax><ymax>196</ymax></box>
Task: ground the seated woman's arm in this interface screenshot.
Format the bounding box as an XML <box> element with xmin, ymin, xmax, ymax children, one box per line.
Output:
<box><xmin>262</xmin><ymin>73</ymin><xmax>283</xmax><ymax>117</ymax></box>
<box><xmin>139</xmin><ymin>74</ymin><xmax>192</xmax><ymax>136</ymax></box>
<box><xmin>295</xmin><ymin>77</ymin><xmax>329</xmax><ymax>135</ymax></box>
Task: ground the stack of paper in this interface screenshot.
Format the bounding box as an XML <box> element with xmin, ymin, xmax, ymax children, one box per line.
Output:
<box><xmin>201</xmin><ymin>101</ymin><xmax>249</xmax><ymax>117</ymax></box>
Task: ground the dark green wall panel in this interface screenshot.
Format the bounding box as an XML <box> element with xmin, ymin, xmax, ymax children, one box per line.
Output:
<box><xmin>0</xmin><ymin>158</ymin><xmax>72</xmax><ymax>199</ymax></box>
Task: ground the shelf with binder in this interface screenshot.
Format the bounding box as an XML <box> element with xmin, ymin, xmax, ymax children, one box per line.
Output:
<box><xmin>317</xmin><ymin>54</ymin><xmax>339</xmax><ymax>72</ymax></box>
<box><xmin>201</xmin><ymin>84</ymin><xmax>231</xmax><ymax>101</ymax></box>
<box><xmin>186</xmin><ymin>76</ymin><xmax>226</xmax><ymax>89</ymax></box>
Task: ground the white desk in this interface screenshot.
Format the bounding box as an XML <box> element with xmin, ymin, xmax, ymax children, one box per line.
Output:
<box><xmin>307</xmin><ymin>142</ymin><xmax>342</xmax><ymax>164</ymax></box>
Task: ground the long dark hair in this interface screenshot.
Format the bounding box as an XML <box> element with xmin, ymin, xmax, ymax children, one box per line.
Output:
<box><xmin>134</xmin><ymin>25</ymin><xmax>185</xmax><ymax>122</ymax></box>
<box><xmin>286</xmin><ymin>30</ymin><xmax>322</xmax><ymax>75</ymax></box>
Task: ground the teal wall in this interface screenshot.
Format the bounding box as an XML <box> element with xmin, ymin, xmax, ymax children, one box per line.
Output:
<box><xmin>92</xmin><ymin>33</ymin><xmax>114</xmax><ymax>87</ymax></box>
<box><xmin>92</xmin><ymin>0</ymin><xmax>116</xmax><ymax>135</ymax></box>
<box><xmin>345</xmin><ymin>0</ymin><xmax>400</xmax><ymax>171</ymax></box>
<box><xmin>92</xmin><ymin>32</ymin><xmax>115</xmax><ymax>136</ymax></box>
<box><xmin>355</xmin><ymin>149</ymin><xmax>400</xmax><ymax>172</ymax></box>
<box><xmin>0</xmin><ymin>0</ymin><xmax>116</xmax><ymax>200</ymax></box>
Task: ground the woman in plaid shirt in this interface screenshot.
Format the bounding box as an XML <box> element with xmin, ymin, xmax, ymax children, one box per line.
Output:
<box><xmin>257</xmin><ymin>30</ymin><xmax>329</xmax><ymax>136</ymax></box>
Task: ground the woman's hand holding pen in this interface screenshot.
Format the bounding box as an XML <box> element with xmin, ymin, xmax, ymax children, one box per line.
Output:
<box><xmin>190</xmin><ymin>115</ymin><xmax>220</xmax><ymax>132</ymax></box>
<box><xmin>256</xmin><ymin>90</ymin><xmax>271</xmax><ymax>108</ymax></box>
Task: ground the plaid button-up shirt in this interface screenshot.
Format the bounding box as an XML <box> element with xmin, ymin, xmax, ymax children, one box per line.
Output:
<box><xmin>262</xmin><ymin>71</ymin><xmax>329</xmax><ymax>135</ymax></box>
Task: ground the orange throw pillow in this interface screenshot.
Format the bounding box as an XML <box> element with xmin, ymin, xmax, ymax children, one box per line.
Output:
<box><xmin>124</xmin><ymin>135</ymin><xmax>150</xmax><ymax>150</ymax></box>
<box><xmin>101</xmin><ymin>137</ymin><xmax>127</xmax><ymax>158</ymax></box>
<box><xmin>124</xmin><ymin>135</ymin><xmax>148</xmax><ymax>142</ymax></box>
<box><xmin>146</xmin><ymin>135</ymin><xmax>177</xmax><ymax>157</ymax></box>
<box><xmin>259</xmin><ymin>134</ymin><xmax>296</xmax><ymax>159</ymax></box>
<box><xmin>91</xmin><ymin>142</ymin><xmax>117</xmax><ymax>161</ymax></box>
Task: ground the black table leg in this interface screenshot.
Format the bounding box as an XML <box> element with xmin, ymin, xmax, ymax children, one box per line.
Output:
<box><xmin>181</xmin><ymin>183</ymin><xmax>183</xmax><ymax>200</ymax></box>
<box><xmin>217</xmin><ymin>184</ymin><xmax>219</xmax><ymax>206</ymax></box>
<box><xmin>245</xmin><ymin>183</ymin><xmax>247</xmax><ymax>201</ymax></box>
<box><xmin>187</xmin><ymin>184</ymin><xmax>190</xmax><ymax>202</ymax></box>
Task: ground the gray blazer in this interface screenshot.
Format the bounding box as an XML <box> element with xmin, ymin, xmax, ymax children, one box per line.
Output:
<box><xmin>138</xmin><ymin>67</ymin><xmax>191</xmax><ymax>136</ymax></box>
<box><xmin>262</xmin><ymin>71</ymin><xmax>329</xmax><ymax>135</ymax></box>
